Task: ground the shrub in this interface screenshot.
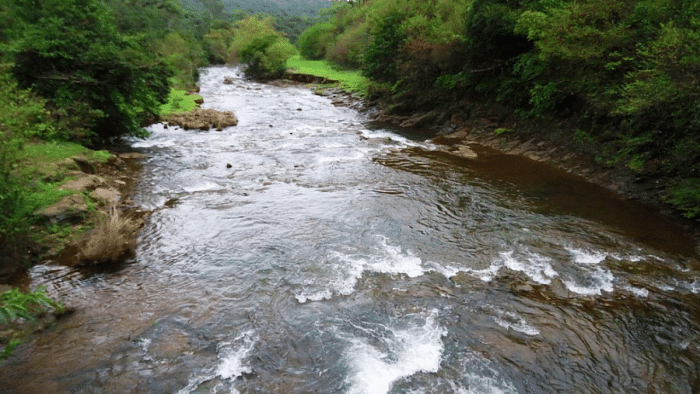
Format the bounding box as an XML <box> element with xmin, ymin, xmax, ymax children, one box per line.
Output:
<box><xmin>229</xmin><ymin>16</ymin><xmax>298</xmax><ymax>80</ymax></box>
<box><xmin>5</xmin><ymin>0</ymin><xmax>173</xmax><ymax>143</ymax></box>
<box><xmin>362</xmin><ymin>13</ymin><xmax>405</xmax><ymax>83</ymax></box>
<box><xmin>0</xmin><ymin>286</ymin><xmax>62</xmax><ymax>325</ymax></box>
<box><xmin>297</xmin><ymin>21</ymin><xmax>337</xmax><ymax>60</ymax></box>
<box><xmin>0</xmin><ymin>132</ymin><xmax>26</xmax><ymax>268</ymax></box>
<box><xmin>665</xmin><ymin>179</ymin><xmax>700</xmax><ymax>219</ymax></box>
<box><xmin>326</xmin><ymin>24</ymin><xmax>369</xmax><ymax>68</ymax></box>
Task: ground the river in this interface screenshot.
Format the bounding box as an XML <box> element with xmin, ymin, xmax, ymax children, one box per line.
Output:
<box><xmin>1</xmin><ymin>66</ymin><xmax>699</xmax><ymax>394</ymax></box>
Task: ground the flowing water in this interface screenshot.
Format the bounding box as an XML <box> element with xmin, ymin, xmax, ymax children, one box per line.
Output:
<box><xmin>2</xmin><ymin>67</ymin><xmax>700</xmax><ymax>394</ymax></box>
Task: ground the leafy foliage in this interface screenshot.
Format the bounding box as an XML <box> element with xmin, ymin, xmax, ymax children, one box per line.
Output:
<box><xmin>665</xmin><ymin>179</ymin><xmax>700</xmax><ymax>219</ymax></box>
<box><xmin>0</xmin><ymin>286</ymin><xmax>61</xmax><ymax>325</ymax></box>
<box><xmin>362</xmin><ymin>13</ymin><xmax>405</xmax><ymax>83</ymax></box>
<box><xmin>5</xmin><ymin>0</ymin><xmax>173</xmax><ymax>143</ymax></box>
<box><xmin>228</xmin><ymin>16</ymin><xmax>297</xmax><ymax>80</ymax></box>
<box><xmin>297</xmin><ymin>21</ymin><xmax>337</xmax><ymax>60</ymax></box>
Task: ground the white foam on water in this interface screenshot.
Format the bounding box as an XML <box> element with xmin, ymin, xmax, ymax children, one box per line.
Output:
<box><xmin>566</xmin><ymin>247</ymin><xmax>607</xmax><ymax>265</ymax></box>
<box><xmin>139</xmin><ymin>338</ymin><xmax>151</xmax><ymax>352</ymax></box>
<box><xmin>563</xmin><ymin>267</ymin><xmax>615</xmax><ymax>295</ymax></box>
<box><xmin>622</xmin><ymin>285</ymin><xmax>649</xmax><ymax>298</ymax></box>
<box><xmin>345</xmin><ymin>311</ymin><xmax>446</xmax><ymax>394</ymax></box>
<box><xmin>295</xmin><ymin>256</ymin><xmax>365</xmax><ymax>303</ymax></box>
<box><xmin>427</xmin><ymin>262</ymin><xmax>463</xmax><ymax>279</ymax></box>
<box><xmin>501</xmin><ymin>251</ymin><xmax>558</xmax><ymax>285</ymax></box>
<box><xmin>295</xmin><ymin>288</ymin><xmax>334</xmax><ymax>303</ymax></box>
<box><xmin>464</xmin><ymin>262</ymin><xmax>502</xmax><ymax>282</ymax></box>
<box><xmin>217</xmin><ymin>330</ymin><xmax>257</xmax><ymax>381</ymax></box>
<box><xmin>295</xmin><ymin>238</ymin><xmax>431</xmax><ymax>303</ymax></box>
<box><xmin>182</xmin><ymin>180</ymin><xmax>222</xmax><ymax>193</ymax></box>
<box><xmin>176</xmin><ymin>331</ymin><xmax>257</xmax><ymax>394</ymax></box>
<box><xmin>493</xmin><ymin>310</ymin><xmax>540</xmax><ymax>336</ymax></box>
<box><xmin>464</xmin><ymin>250</ymin><xmax>557</xmax><ymax>284</ymax></box>
<box><xmin>131</xmin><ymin>137</ymin><xmax>177</xmax><ymax>149</ymax></box>
<box><xmin>365</xmin><ymin>240</ymin><xmax>426</xmax><ymax>278</ymax></box>
<box><xmin>689</xmin><ymin>279</ymin><xmax>700</xmax><ymax>294</ymax></box>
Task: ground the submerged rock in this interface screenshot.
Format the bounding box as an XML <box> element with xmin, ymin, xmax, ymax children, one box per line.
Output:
<box><xmin>163</xmin><ymin>108</ymin><xmax>238</xmax><ymax>131</ymax></box>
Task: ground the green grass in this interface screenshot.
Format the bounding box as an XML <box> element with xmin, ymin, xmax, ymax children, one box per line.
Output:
<box><xmin>160</xmin><ymin>89</ymin><xmax>203</xmax><ymax>115</ymax></box>
<box><xmin>12</xmin><ymin>141</ymin><xmax>112</xmax><ymax>214</ymax></box>
<box><xmin>286</xmin><ymin>56</ymin><xmax>370</xmax><ymax>95</ymax></box>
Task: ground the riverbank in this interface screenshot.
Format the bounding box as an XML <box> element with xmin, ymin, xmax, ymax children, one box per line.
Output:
<box><xmin>282</xmin><ymin>73</ymin><xmax>700</xmax><ymax>253</ymax></box>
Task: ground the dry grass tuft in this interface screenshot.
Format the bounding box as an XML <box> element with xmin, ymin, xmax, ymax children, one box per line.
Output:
<box><xmin>78</xmin><ymin>205</ymin><xmax>140</xmax><ymax>264</ymax></box>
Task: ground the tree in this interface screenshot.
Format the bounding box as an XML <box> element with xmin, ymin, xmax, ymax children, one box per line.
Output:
<box><xmin>5</xmin><ymin>0</ymin><xmax>173</xmax><ymax>143</ymax></box>
<box><xmin>228</xmin><ymin>16</ymin><xmax>298</xmax><ymax>80</ymax></box>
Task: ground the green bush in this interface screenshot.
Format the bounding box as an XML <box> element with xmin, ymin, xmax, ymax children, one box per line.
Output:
<box><xmin>297</xmin><ymin>21</ymin><xmax>337</xmax><ymax>60</ymax></box>
<box><xmin>362</xmin><ymin>13</ymin><xmax>405</xmax><ymax>83</ymax></box>
<box><xmin>0</xmin><ymin>133</ymin><xmax>25</xmax><ymax>261</ymax></box>
<box><xmin>229</xmin><ymin>16</ymin><xmax>298</xmax><ymax>80</ymax></box>
<box><xmin>5</xmin><ymin>0</ymin><xmax>173</xmax><ymax>143</ymax></box>
<box><xmin>665</xmin><ymin>179</ymin><xmax>700</xmax><ymax>219</ymax></box>
<box><xmin>326</xmin><ymin>24</ymin><xmax>369</xmax><ymax>68</ymax></box>
<box><xmin>0</xmin><ymin>286</ymin><xmax>61</xmax><ymax>325</ymax></box>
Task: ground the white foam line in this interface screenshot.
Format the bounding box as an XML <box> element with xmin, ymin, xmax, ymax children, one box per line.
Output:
<box><xmin>563</xmin><ymin>267</ymin><xmax>614</xmax><ymax>296</ymax></box>
<box><xmin>566</xmin><ymin>247</ymin><xmax>607</xmax><ymax>265</ymax></box>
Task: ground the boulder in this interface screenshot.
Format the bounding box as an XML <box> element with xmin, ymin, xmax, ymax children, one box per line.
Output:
<box><xmin>163</xmin><ymin>108</ymin><xmax>238</xmax><ymax>131</ymax></box>
<box><xmin>60</xmin><ymin>174</ymin><xmax>104</xmax><ymax>192</ymax></box>
<box><xmin>34</xmin><ymin>195</ymin><xmax>88</xmax><ymax>224</ymax></box>
<box><xmin>89</xmin><ymin>187</ymin><xmax>121</xmax><ymax>204</ymax></box>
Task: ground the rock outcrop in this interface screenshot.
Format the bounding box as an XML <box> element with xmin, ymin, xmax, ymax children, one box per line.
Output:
<box><xmin>162</xmin><ymin>108</ymin><xmax>239</xmax><ymax>131</ymax></box>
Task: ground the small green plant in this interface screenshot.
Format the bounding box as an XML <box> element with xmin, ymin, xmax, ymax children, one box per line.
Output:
<box><xmin>0</xmin><ymin>339</ymin><xmax>21</xmax><ymax>361</ymax></box>
<box><xmin>665</xmin><ymin>179</ymin><xmax>700</xmax><ymax>219</ymax></box>
<box><xmin>493</xmin><ymin>128</ymin><xmax>513</xmax><ymax>136</ymax></box>
<box><xmin>0</xmin><ymin>286</ymin><xmax>62</xmax><ymax>325</ymax></box>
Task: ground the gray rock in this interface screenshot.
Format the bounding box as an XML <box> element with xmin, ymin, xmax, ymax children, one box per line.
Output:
<box><xmin>89</xmin><ymin>187</ymin><xmax>120</xmax><ymax>204</ymax></box>
<box><xmin>35</xmin><ymin>195</ymin><xmax>88</xmax><ymax>224</ymax></box>
<box><xmin>60</xmin><ymin>174</ymin><xmax>104</xmax><ymax>192</ymax></box>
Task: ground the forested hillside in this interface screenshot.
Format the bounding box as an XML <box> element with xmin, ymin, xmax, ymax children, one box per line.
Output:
<box><xmin>297</xmin><ymin>0</ymin><xmax>700</xmax><ymax>219</ymax></box>
<box><xmin>222</xmin><ymin>0</ymin><xmax>331</xmax><ymax>16</ymax></box>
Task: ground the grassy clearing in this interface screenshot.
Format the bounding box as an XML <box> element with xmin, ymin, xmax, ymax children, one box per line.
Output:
<box><xmin>286</xmin><ymin>56</ymin><xmax>369</xmax><ymax>95</ymax></box>
<box><xmin>159</xmin><ymin>89</ymin><xmax>203</xmax><ymax>115</ymax></box>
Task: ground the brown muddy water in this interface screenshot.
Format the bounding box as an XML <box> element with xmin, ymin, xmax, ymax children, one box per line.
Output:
<box><xmin>1</xmin><ymin>66</ymin><xmax>699</xmax><ymax>394</ymax></box>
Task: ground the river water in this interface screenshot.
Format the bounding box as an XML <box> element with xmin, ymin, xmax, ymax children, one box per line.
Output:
<box><xmin>2</xmin><ymin>67</ymin><xmax>700</xmax><ymax>393</ymax></box>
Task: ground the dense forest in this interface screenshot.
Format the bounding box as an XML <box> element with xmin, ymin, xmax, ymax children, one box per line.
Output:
<box><xmin>0</xmin><ymin>0</ymin><xmax>699</xmax><ymax>324</ymax></box>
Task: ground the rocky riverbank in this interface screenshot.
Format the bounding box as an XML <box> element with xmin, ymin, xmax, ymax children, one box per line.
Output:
<box><xmin>289</xmin><ymin>77</ymin><xmax>699</xmax><ymax>248</ymax></box>
<box><xmin>26</xmin><ymin>151</ymin><xmax>148</xmax><ymax>274</ymax></box>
